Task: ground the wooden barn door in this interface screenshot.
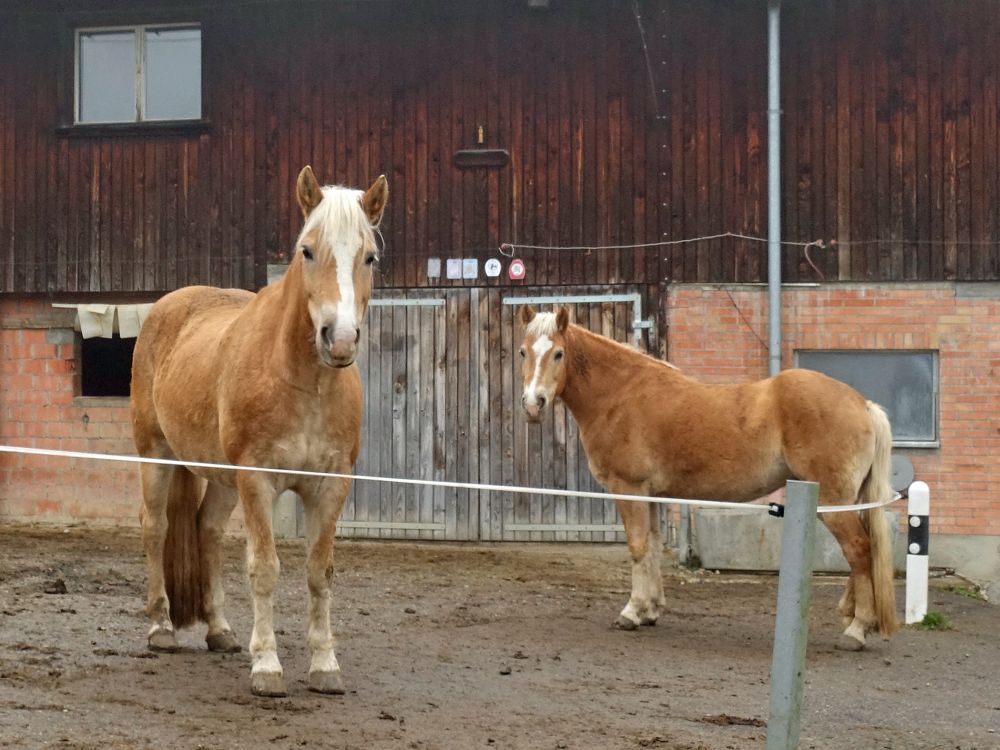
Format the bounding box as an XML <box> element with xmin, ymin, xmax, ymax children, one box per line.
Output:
<box><xmin>336</xmin><ymin>293</ymin><xmax>451</xmax><ymax>539</ymax></box>
<box><xmin>327</xmin><ymin>286</ymin><xmax>662</xmax><ymax>543</ymax></box>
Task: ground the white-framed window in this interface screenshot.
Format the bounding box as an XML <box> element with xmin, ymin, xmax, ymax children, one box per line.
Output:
<box><xmin>795</xmin><ymin>350</ymin><xmax>939</xmax><ymax>448</ymax></box>
<box><xmin>75</xmin><ymin>24</ymin><xmax>202</xmax><ymax>124</ymax></box>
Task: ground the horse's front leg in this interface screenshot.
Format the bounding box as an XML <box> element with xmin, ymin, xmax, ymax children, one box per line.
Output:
<box><xmin>237</xmin><ymin>473</ymin><xmax>285</xmax><ymax>697</ymax></box>
<box><xmin>301</xmin><ymin>477</ymin><xmax>351</xmax><ymax>694</ymax></box>
<box><xmin>611</xmin><ymin>491</ymin><xmax>663</xmax><ymax>630</ymax></box>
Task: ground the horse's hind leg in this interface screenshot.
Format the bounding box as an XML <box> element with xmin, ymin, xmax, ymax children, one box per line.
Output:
<box><xmin>140</xmin><ymin>463</ymin><xmax>179</xmax><ymax>652</ymax></box>
<box><xmin>302</xmin><ymin>478</ymin><xmax>351</xmax><ymax>695</ymax></box>
<box><xmin>820</xmin><ymin>507</ymin><xmax>876</xmax><ymax>650</ymax></box>
<box><xmin>612</xmin><ymin>492</ymin><xmax>662</xmax><ymax>630</ymax></box>
<box><xmin>198</xmin><ymin>482</ymin><xmax>241</xmax><ymax>653</ymax></box>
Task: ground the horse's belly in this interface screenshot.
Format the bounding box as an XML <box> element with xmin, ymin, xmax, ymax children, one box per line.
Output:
<box><xmin>640</xmin><ymin>439</ymin><xmax>790</xmax><ymax>502</ymax></box>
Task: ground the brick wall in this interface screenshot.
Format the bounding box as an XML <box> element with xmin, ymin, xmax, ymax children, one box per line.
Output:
<box><xmin>666</xmin><ymin>282</ymin><xmax>1000</xmax><ymax>538</ymax></box>
<box><xmin>0</xmin><ymin>299</ymin><xmax>141</xmax><ymax>524</ymax></box>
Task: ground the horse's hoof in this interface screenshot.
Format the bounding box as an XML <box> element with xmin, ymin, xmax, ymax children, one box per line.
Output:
<box><xmin>148</xmin><ymin>629</ymin><xmax>179</xmax><ymax>652</ymax></box>
<box><xmin>615</xmin><ymin>615</ymin><xmax>639</xmax><ymax>631</ymax></box>
<box><xmin>251</xmin><ymin>671</ymin><xmax>287</xmax><ymax>697</ymax></box>
<box><xmin>835</xmin><ymin>634</ymin><xmax>866</xmax><ymax>652</ymax></box>
<box><xmin>639</xmin><ymin>615</ymin><xmax>659</xmax><ymax>627</ymax></box>
<box><xmin>206</xmin><ymin>630</ymin><xmax>242</xmax><ymax>653</ymax></box>
<box><xmin>308</xmin><ymin>670</ymin><xmax>345</xmax><ymax>695</ymax></box>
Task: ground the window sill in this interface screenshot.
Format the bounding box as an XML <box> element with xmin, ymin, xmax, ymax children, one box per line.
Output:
<box><xmin>56</xmin><ymin>119</ymin><xmax>211</xmax><ymax>138</ymax></box>
<box><xmin>73</xmin><ymin>396</ymin><xmax>131</xmax><ymax>408</ymax></box>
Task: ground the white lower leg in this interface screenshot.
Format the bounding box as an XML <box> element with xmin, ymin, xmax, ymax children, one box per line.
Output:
<box><xmin>307</xmin><ymin>589</ymin><xmax>339</xmax><ymax>674</ymax></box>
<box><xmin>248</xmin><ymin>553</ymin><xmax>282</xmax><ymax>677</ymax></box>
<box><xmin>619</xmin><ymin>553</ymin><xmax>653</xmax><ymax>626</ymax></box>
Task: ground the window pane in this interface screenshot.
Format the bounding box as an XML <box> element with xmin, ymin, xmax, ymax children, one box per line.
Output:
<box><xmin>797</xmin><ymin>350</ymin><xmax>938</xmax><ymax>444</ymax></box>
<box><xmin>144</xmin><ymin>27</ymin><xmax>201</xmax><ymax>120</ymax></box>
<box><xmin>78</xmin><ymin>30</ymin><xmax>136</xmax><ymax>123</ymax></box>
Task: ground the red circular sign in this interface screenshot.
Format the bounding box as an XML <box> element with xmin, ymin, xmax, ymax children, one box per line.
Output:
<box><xmin>508</xmin><ymin>258</ymin><xmax>526</xmax><ymax>280</ymax></box>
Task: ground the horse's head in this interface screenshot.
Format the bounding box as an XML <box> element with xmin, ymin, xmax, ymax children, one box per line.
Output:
<box><xmin>519</xmin><ymin>305</ymin><xmax>570</xmax><ymax>423</ymax></box>
<box><xmin>294</xmin><ymin>166</ymin><xmax>388</xmax><ymax>368</ymax></box>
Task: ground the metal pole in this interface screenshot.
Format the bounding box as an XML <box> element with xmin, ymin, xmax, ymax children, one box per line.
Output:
<box><xmin>767</xmin><ymin>0</ymin><xmax>782</xmax><ymax>377</ymax></box>
<box><xmin>766</xmin><ymin>480</ymin><xmax>818</xmax><ymax>750</ymax></box>
<box><xmin>905</xmin><ymin>481</ymin><xmax>930</xmax><ymax>624</ymax></box>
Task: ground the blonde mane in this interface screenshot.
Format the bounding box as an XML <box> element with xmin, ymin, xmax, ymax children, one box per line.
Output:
<box><xmin>526</xmin><ymin>311</ymin><xmax>558</xmax><ymax>338</ymax></box>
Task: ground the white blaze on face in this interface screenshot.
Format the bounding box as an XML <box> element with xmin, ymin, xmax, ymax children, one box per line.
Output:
<box><xmin>524</xmin><ymin>334</ymin><xmax>553</xmax><ymax>405</ymax></box>
<box><xmin>328</xmin><ymin>239</ymin><xmax>359</xmax><ymax>343</ymax></box>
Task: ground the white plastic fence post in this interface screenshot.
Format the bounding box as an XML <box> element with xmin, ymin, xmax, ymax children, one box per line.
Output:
<box><xmin>905</xmin><ymin>481</ymin><xmax>930</xmax><ymax>625</ymax></box>
<box><xmin>766</xmin><ymin>480</ymin><xmax>819</xmax><ymax>750</ymax></box>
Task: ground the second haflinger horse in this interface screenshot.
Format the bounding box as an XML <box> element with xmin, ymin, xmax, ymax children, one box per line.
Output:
<box><xmin>131</xmin><ymin>167</ymin><xmax>387</xmax><ymax>696</ymax></box>
<box><xmin>518</xmin><ymin>305</ymin><xmax>898</xmax><ymax>650</ymax></box>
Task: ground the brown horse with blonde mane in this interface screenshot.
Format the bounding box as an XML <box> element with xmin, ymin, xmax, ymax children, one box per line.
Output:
<box><xmin>131</xmin><ymin>167</ymin><xmax>387</xmax><ymax>696</ymax></box>
<box><xmin>518</xmin><ymin>306</ymin><xmax>898</xmax><ymax>650</ymax></box>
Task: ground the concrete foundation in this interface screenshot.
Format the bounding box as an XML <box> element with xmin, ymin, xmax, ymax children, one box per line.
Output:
<box><xmin>692</xmin><ymin>508</ymin><xmax>999</xmax><ymax>587</ymax></box>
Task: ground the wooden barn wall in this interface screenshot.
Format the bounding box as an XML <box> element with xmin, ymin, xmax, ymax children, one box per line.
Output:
<box><xmin>1</xmin><ymin>0</ymin><xmax>999</xmax><ymax>294</ymax></box>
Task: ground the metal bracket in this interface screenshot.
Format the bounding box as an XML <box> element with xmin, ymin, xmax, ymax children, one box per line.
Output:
<box><xmin>768</xmin><ymin>502</ymin><xmax>785</xmax><ymax>518</ymax></box>
<box><xmin>502</xmin><ymin>292</ymin><xmax>652</xmax><ymax>347</ymax></box>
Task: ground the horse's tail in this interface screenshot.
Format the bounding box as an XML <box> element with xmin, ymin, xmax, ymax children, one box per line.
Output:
<box><xmin>860</xmin><ymin>401</ymin><xmax>899</xmax><ymax>637</ymax></box>
<box><xmin>164</xmin><ymin>466</ymin><xmax>204</xmax><ymax>629</ymax></box>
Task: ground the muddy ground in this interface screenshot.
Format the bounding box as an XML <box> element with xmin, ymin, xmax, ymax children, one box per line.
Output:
<box><xmin>0</xmin><ymin>524</ymin><xmax>997</xmax><ymax>750</ymax></box>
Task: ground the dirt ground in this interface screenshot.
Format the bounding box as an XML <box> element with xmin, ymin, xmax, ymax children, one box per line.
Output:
<box><xmin>0</xmin><ymin>524</ymin><xmax>997</xmax><ymax>750</ymax></box>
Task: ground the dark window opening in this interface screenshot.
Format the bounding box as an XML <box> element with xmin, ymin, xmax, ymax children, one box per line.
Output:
<box><xmin>80</xmin><ymin>334</ymin><xmax>136</xmax><ymax>397</ymax></box>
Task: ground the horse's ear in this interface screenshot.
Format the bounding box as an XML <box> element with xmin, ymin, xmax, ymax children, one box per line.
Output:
<box><xmin>555</xmin><ymin>307</ymin><xmax>569</xmax><ymax>333</ymax></box>
<box><xmin>296</xmin><ymin>165</ymin><xmax>323</xmax><ymax>218</ymax></box>
<box><xmin>520</xmin><ymin>305</ymin><xmax>536</xmax><ymax>326</ymax></box>
<box><xmin>362</xmin><ymin>175</ymin><xmax>389</xmax><ymax>226</ymax></box>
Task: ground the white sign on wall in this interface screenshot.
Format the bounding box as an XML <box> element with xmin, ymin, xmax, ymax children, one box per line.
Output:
<box><xmin>484</xmin><ymin>258</ymin><xmax>502</xmax><ymax>277</ymax></box>
<box><xmin>446</xmin><ymin>258</ymin><xmax>463</xmax><ymax>279</ymax></box>
<box><xmin>462</xmin><ymin>258</ymin><xmax>479</xmax><ymax>279</ymax></box>
<box><xmin>427</xmin><ymin>257</ymin><xmax>441</xmax><ymax>278</ymax></box>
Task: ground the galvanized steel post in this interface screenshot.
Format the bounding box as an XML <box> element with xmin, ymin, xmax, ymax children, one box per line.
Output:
<box><xmin>767</xmin><ymin>0</ymin><xmax>782</xmax><ymax>377</ymax></box>
<box><xmin>766</xmin><ymin>480</ymin><xmax>818</xmax><ymax>750</ymax></box>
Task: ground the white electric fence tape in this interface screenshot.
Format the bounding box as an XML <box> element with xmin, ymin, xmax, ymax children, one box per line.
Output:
<box><xmin>0</xmin><ymin>445</ymin><xmax>901</xmax><ymax>515</ymax></box>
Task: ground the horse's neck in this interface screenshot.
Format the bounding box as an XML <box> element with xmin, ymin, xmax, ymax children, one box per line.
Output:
<box><xmin>263</xmin><ymin>263</ymin><xmax>325</xmax><ymax>389</ymax></box>
<box><xmin>560</xmin><ymin>325</ymin><xmax>671</xmax><ymax>427</ymax></box>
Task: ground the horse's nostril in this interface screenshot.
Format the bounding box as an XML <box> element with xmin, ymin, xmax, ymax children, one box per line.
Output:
<box><xmin>354</xmin><ymin>328</ymin><xmax>361</xmax><ymax>344</ymax></box>
<box><xmin>321</xmin><ymin>326</ymin><xmax>332</xmax><ymax>346</ymax></box>
<box><xmin>538</xmin><ymin>396</ymin><xmax>546</xmax><ymax>409</ymax></box>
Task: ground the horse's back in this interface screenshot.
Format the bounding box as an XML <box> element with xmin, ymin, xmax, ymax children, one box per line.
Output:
<box><xmin>770</xmin><ymin>367</ymin><xmax>870</xmax><ymax>428</ymax></box>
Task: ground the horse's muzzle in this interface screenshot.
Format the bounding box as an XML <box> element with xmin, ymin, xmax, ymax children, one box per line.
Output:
<box><xmin>319</xmin><ymin>325</ymin><xmax>360</xmax><ymax>367</ymax></box>
<box><xmin>522</xmin><ymin>395</ymin><xmax>546</xmax><ymax>422</ymax></box>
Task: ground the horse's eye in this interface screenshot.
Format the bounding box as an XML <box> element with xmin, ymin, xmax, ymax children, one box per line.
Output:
<box><xmin>302</xmin><ymin>246</ymin><xmax>313</xmax><ymax>261</ymax></box>
<box><xmin>519</xmin><ymin>347</ymin><xmax>526</xmax><ymax>358</ymax></box>
<box><xmin>365</xmin><ymin>253</ymin><xmax>376</xmax><ymax>266</ymax></box>
<box><xmin>554</xmin><ymin>351</ymin><xmax>564</xmax><ymax>361</ymax></box>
